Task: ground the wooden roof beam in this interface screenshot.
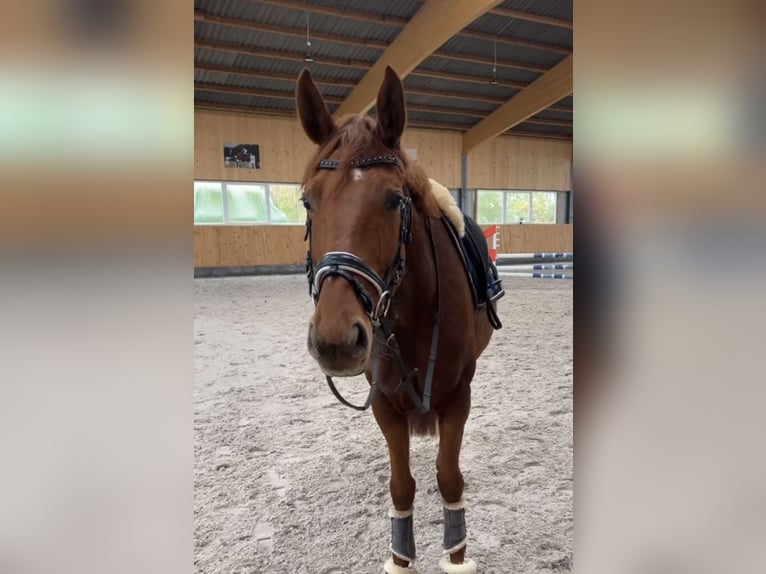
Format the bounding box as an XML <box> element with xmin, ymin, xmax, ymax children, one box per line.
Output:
<box><xmin>195</xmin><ymin>39</ymin><xmax>369</xmax><ymax>69</ymax></box>
<box><xmin>489</xmin><ymin>7</ymin><xmax>573</xmax><ymax>30</ymax></box>
<box><xmin>462</xmin><ymin>55</ymin><xmax>573</xmax><ymax>152</ymax></box>
<box><xmin>195</xmin><ymin>103</ymin><xmax>295</xmax><ymax>118</ymax></box>
<box><xmin>503</xmin><ymin>129</ymin><xmax>572</xmax><ymax>141</ymax></box>
<box><xmin>458</xmin><ymin>28</ymin><xmax>569</xmax><ymax>55</ymax></box>
<box><xmin>524</xmin><ymin>117</ymin><xmax>573</xmax><ymax>128</ymax></box>
<box><xmin>334</xmin><ymin>0</ymin><xmax>504</xmax><ymax>117</ymax></box>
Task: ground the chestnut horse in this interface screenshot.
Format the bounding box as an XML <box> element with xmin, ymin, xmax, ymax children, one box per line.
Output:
<box><xmin>297</xmin><ymin>66</ymin><xmax>502</xmax><ymax>574</ymax></box>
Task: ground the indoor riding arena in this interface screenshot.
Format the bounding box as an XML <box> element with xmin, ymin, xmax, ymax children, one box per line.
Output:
<box><xmin>194</xmin><ymin>2</ymin><xmax>573</xmax><ymax>573</ymax></box>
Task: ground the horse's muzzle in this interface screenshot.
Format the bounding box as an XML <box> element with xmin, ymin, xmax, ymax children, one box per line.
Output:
<box><xmin>307</xmin><ymin>319</ymin><xmax>370</xmax><ymax>376</ymax></box>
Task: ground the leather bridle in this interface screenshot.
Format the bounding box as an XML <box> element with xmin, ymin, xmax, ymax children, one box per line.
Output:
<box><xmin>304</xmin><ymin>154</ymin><xmax>441</xmax><ymax>414</ymax></box>
<box><xmin>305</xmin><ymin>156</ymin><xmax>412</xmax><ymax>327</ymax></box>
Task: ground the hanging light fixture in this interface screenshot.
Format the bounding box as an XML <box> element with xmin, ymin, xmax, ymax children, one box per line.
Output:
<box><xmin>304</xmin><ymin>11</ymin><xmax>315</xmax><ymax>63</ymax></box>
<box><xmin>489</xmin><ymin>41</ymin><xmax>499</xmax><ymax>85</ymax></box>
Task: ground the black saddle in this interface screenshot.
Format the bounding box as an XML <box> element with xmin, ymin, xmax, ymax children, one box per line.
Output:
<box><xmin>441</xmin><ymin>213</ymin><xmax>504</xmax><ymax>330</ymax></box>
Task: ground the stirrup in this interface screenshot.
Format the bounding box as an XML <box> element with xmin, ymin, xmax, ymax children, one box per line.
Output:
<box><xmin>487</xmin><ymin>278</ymin><xmax>505</xmax><ymax>302</ymax></box>
<box><xmin>484</xmin><ymin>289</ymin><xmax>503</xmax><ymax>330</ymax></box>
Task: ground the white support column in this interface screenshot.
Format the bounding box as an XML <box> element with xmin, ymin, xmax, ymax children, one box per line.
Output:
<box><xmin>222</xmin><ymin>182</ymin><xmax>230</xmax><ymax>224</ymax></box>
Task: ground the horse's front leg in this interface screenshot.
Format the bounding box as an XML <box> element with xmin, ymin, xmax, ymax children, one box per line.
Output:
<box><xmin>436</xmin><ymin>384</ymin><xmax>476</xmax><ymax>574</ymax></box>
<box><xmin>373</xmin><ymin>396</ymin><xmax>418</xmax><ymax>574</ymax></box>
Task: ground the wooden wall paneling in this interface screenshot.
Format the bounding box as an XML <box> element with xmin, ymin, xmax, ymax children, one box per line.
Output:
<box><xmin>402</xmin><ymin>128</ymin><xmax>462</xmax><ymax>188</ymax></box>
<box><xmin>195</xmin><ymin>109</ymin><xmax>465</xmax><ymax>187</ymax></box>
<box><xmin>196</xmin><ymin>224</ymin><xmax>573</xmax><ymax>267</ymax></box>
<box><xmin>196</xmin><ymin>111</ymin><xmax>571</xmax><ymax>190</ymax></box>
<box><xmin>468</xmin><ymin>135</ymin><xmax>572</xmax><ymax>191</ymax></box>
<box><xmin>255</xmin><ymin>226</ymin><xmax>307</xmax><ymax>265</ymax></box>
<box><xmin>488</xmin><ymin>224</ymin><xmax>573</xmax><ymax>254</ymax></box>
<box><xmin>194</xmin><ymin>225</ymin><xmax>307</xmax><ymax>267</ymax></box>
<box><xmin>194</xmin><ymin>110</ymin><xmax>317</xmax><ymax>183</ymax></box>
<box><xmin>194</xmin><ymin>226</ymin><xmax>221</xmax><ymax>267</ymax></box>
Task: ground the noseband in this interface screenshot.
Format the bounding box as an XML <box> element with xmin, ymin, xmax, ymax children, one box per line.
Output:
<box><xmin>304</xmin><ymin>154</ymin><xmax>441</xmax><ymax>413</ymax></box>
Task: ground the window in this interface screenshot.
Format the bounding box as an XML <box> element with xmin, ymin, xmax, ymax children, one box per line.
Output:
<box><xmin>194</xmin><ymin>182</ymin><xmax>223</xmax><ymax>224</ymax></box>
<box><xmin>531</xmin><ymin>192</ymin><xmax>557</xmax><ymax>224</ymax></box>
<box><xmin>193</xmin><ymin>181</ymin><xmax>305</xmax><ymax>225</ymax></box>
<box><xmin>477</xmin><ymin>190</ymin><xmax>559</xmax><ymax>224</ymax></box>
<box><xmin>505</xmin><ymin>192</ymin><xmax>530</xmax><ymax>224</ymax></box>
<box><xmin>476</xmin><ymin>190</ymin><xmax>503</xmax><ymax>224</ymax></box>
<box><xmin>227</xmin><ymin>184</ymin><xmax>267</xmax><ymax>223</ymax></box>
<box><xmin>269</xmin><ymin>184</ymin><xmax>304</xmax><ymax>224</ymax></box>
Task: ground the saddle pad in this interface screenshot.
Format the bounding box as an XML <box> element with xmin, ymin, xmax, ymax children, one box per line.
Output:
<box><xmin>441</xmin><ymin>213</ymin><xmax>505</xmax><ymax>310</ymax></box>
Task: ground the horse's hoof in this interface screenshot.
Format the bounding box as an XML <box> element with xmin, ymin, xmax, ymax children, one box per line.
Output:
<box><xmin>384</xmin><ymin>556</ymin><xmax>418</xmax><ymax>574</ymax></box>
<box><xmin>438</xmin><ymin>555</ymin><xmax>477</xmax><ymax>574</ymax></box>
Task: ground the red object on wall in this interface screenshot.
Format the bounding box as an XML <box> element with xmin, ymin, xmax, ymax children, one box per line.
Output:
<box><xmin>483</xmin><ymin>225</ymin><xmax>498</xmax><ymax>261</ymax></box>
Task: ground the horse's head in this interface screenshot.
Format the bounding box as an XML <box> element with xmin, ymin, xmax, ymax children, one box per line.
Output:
<box><xmin>296</xmin><ymin>66</ymin><xmax>436</xmax><ymax>377</ymax></box>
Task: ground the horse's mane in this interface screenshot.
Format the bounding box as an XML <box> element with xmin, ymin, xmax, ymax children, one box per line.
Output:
<box><xmin>301</xmin><ymin>115</ymin><xmax>441</xmax><ymax>218</ymax></box>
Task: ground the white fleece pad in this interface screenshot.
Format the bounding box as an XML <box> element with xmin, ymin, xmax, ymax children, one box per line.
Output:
<box><xmin>429</xmin><ymin>178</ymin><xmax>465</xmax><ymax>237</ymax></box>
<box><xmin>384</xmin><ymin>557</ymin><xmax>418</xmax><ymax>574</ymax></box>
<box><xmin>438</xmin><ymin>555</ymin><xmax>477</xmax><ymax>574</ymax></box>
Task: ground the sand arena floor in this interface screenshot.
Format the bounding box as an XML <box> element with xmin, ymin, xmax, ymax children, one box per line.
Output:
<box><xmin>194</xmin><ymin>274</ymin><xmax>572</xmax><ymax>574</ymax></box>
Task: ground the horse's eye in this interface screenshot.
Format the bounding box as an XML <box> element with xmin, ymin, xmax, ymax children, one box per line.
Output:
<box><xmin>302</xmin><ymin>198</ymin><xmax>312</xmax><ymax>211</ymax></box>
<box><xmin>386</xmin><ymin>195</ymin><xmax>404</xmax><ymax>210</ymax></box>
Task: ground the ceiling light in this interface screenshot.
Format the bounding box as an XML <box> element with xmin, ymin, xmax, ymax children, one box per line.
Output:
<box><xmin>490</xmin><ymin>40</ymin><xmax>498</xmax><ymax>85</ymax></box>
<box><xmin>304</xmin><ymin>11</ymin><xmax>315</xmax><ymax>64</ymax></box>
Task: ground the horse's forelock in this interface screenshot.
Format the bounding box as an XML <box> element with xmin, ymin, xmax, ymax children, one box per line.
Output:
<box><xmin>301</xmin><ymin>115</ymin><xmax>439</xmax><ymax>218</ymax></box>
<box><xmin>314</xmin><ymin>117</ymin><xmax>375</xmax><ymax>160</ymax></box>
<box><xmin>302</xmin><ymin>116</ymin><xmax>388</xmax><ymax>189</ymax></box>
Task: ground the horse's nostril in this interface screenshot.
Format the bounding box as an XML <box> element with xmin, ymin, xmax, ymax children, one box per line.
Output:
<box><xmin>352</xmin><ymin>322</ymin><xmax>368</xmax><ymax>351</ymax></box>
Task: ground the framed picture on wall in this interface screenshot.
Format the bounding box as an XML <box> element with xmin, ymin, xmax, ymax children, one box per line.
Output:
<box><xmin>223</xmin><ymin>143</ymin><xmax>260</xmax><ymax>169</ymax></box>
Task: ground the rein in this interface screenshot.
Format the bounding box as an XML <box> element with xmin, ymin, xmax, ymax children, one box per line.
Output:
<box><xmin>305</xmin><ymin>154</ymin><xmax>441</xmax><ymax>414</ymax></box>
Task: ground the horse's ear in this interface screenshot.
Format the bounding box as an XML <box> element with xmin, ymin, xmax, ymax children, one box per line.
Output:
<box><xmin>296</xmin><ymin>68</ymin><xmax>336</xmax><ymax>144</ymax></box>
<box><xmin>375</xmin><ymin>65</ymin><xmax>406</xmax><ymax>148</ymax></box>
